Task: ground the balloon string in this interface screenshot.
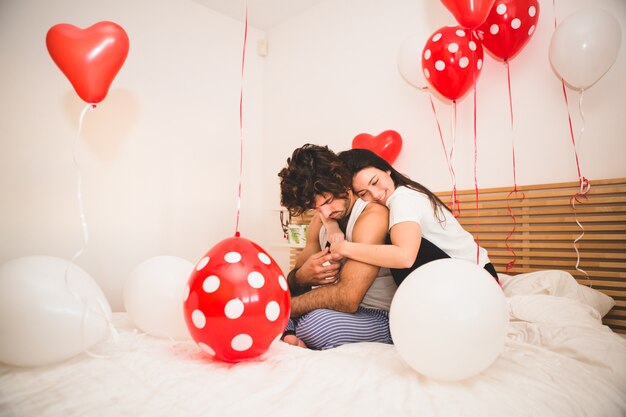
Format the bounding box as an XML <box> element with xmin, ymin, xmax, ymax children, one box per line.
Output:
<box><xmin>82</xmin><ymin>300</ymin><xmax>121</xmax><ymax>359</ymax></box>
<box><xmin>578</xmin><ymin>91</ymin><xmax>586</xmax><ymax>157</ymax></box>
<box><xmin>64</xmin><ymin>103</ymin><xmax>95</xmax><ymax>292</ymax></box>
<box><xmin>504</xmin><ymin>60</ymin><xmax>525</xmax><ymax>272</ymax></box>
<box><xmin>70</xmin><ymin>103</ymin><xmax>94</xmax><ymax>264</ymax></box>
<box><xmin>570</xmin><ymin>180</ymin><xmax>591</xmax><ymax>285</ymax></box>
<box><xmin>450</xmin><ymin>101</ymin><xmax>459</xmax><ymax>217</ymax></box>
<box><xmin>569</xmin><ymin>91</ymin><xmax>591</xmax><ymax>284</ymax></box>
<box><xmin>474</xmin><ymin>75</ymin><xmax>480</xmax><ymax>264</ymax></box>
<box><xmin>64</xmin><ymin>103</ymin><xmax>118</xmax><ymax>359</ymax></box>
<box><xmin>553</xmin><ymin>0</ymin><xmax>590</xmax><ymax>283</ymax></box>
<box><xmin>472</xmin><ymin>62</ymin><xmax>480</xmax><ymax>266</ymax></box>
<box><xmin>428</xmin><ymin>94</ymin><xmax>459</xmax><ymax>216</ymax></box>
<box><xmin>234</xmin><ymin>3</ymin><xmax>248</xmax><ymax>238</ymax></box>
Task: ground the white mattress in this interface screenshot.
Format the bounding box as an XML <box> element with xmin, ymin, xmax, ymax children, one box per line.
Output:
<box><xmin>1</xmin><ymin>270</ymin><xmax>625</xmax><ymax>417</ymax></box>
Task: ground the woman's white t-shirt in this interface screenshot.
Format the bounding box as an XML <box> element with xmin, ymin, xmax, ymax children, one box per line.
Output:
<box><xmin>386</xmin><ymin>186</ymin><xmax>490</xmax><ymax>267</ymax></box>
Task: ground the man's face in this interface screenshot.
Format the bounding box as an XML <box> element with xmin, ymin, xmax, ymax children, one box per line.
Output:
<box><xmin>313</xmin><ymin>192</ymin><xmax>351</xmax><ymax>221</ymax></box>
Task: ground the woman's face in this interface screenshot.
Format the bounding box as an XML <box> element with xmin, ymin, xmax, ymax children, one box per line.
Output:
<box><xmin>352</xmin><ymin>166</ymin><xmax>395</xmax><ymax>205</ymax></box>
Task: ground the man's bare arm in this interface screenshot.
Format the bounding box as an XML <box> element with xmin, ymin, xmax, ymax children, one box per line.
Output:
<box><xmin>287</xmin><ymin>215</ymin><xmax>342</xmax><ymax>295</ymax></box>
<box><xmin>289</xmin><ymin>203</ymin><xmax>389</xmax><ymax>317</ymax></box>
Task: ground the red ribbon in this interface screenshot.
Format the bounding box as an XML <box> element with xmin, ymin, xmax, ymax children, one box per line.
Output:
<box><xmin>234</xmin><ymin>4</ymin><xmax>248</xmax><ymax>237</ymax></box>
<box><xmin>471</xmin><ymin>31</ymin><xmax>480</xmax><ymax>265</ymax></box>
<box><xmin>428</xmin><ymin>93</ymin><xmax>460</xmax><ymax>217</ymax></box>
<box><xmin>503</xmin><ymin>60</ymin><xmax>525</xmax><ymax>272</ymax></box>
<box><xmin>553</xmin><ymin>0</ymin><xmax>591</xmax><ymax>282</ymax></box>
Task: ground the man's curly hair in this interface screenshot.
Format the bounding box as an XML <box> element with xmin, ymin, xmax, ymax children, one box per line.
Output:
<box><xmin>278</xmin><ymin>144</ymin><xmax>352</xmax><ymax>216</ymax></box>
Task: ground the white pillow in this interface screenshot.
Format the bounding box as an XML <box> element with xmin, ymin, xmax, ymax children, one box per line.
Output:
<box><xmin>500</xmin><ymin>270</ymin><xmax>615</xmax><ymax>317</ymax></box>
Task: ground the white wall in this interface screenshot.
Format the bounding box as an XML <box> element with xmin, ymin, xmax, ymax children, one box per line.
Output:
<box><xmin>0</xmin><ymin>0</ymin><xmax>267</xmax><ymax>311</ymax></box>
<box><xmin>1</xmin><ymin>0</ymin><xmax>624</xmax><ymax>311</ymax></box>
<box><xmin>262</xmin><ymin>0</ymin><xmax>626</xmax><ymax>269</ymax></box>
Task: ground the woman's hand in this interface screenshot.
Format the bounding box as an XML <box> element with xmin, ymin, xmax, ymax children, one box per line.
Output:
<box><xmin>330</xmin><ymin>240</ymin><xmax>350</xmax><ymax>258</ymax></box>
<box><xmin>327</xmin><ymin>228</ymin><xmax>345</xmax><ymax>245</ymax></box>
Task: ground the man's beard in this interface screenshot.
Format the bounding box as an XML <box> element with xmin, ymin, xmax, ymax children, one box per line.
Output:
<box><xmin>332</xmin><ymin>198</ymin><xmax>351</xmax><ymax>230</ymax></box>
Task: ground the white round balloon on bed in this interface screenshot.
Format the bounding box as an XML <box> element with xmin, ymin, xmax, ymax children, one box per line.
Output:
<box><xmin>124</xmin><ymin>255</ymin><xmax>193</xmax><ymax>340</ymax></box>
<box><xmin>390</xmin><ymin>259</ymin><xmax>508</xmax><ymax>381</ymax></box>
<box><xmin>0</xmin><ymin>256</ymin><xmax>112</xmax><ymax>367</ymax></box>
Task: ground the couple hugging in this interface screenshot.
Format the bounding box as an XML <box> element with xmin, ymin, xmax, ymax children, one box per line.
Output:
<box><xmin>278</xmin><ymin>144</ymin><xmax>499</xmax><ymax>349</ymax></box>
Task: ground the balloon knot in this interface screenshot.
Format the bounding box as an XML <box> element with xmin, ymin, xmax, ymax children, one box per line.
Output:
<box><xmin>235</xmin><ymin>231</ymin><xmax>241</xmax><ymax>237</ymax></box>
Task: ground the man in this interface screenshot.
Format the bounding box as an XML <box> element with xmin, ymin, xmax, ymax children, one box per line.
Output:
<box><xmin>277</xmin><ymin>144</ymin><xmax>397</xmax><ymax>349</ymax></box>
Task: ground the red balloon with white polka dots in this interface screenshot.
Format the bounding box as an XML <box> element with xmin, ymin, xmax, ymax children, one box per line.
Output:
<box><xmin>421</xmin><ymin>25</ymin><xmax>484</xmax><ymax>102</ymax></box>
<box><xmin>183</xmin><ymin>235</ymin><xmax>290</xmax><ymax>362</ymax></box>
<box><xmin>477</xmin><ymin>0</ymin><xmax>540</xmax><ymax>62</ymax></box>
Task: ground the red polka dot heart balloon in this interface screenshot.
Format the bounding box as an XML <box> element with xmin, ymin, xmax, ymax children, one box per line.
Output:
<box><xmin>477</xmin><ymin>0</ymin><xmax>540</xmax><ymax>62</ymax></box>
<box><xmin>183</xmin><ymin>236</ymin><xmax>290</xmax><ymax>362</ymax></box>
<box><xmin>422</xmin><ymin>26</ymin><xmax>484</xmax><ymax>102</ymax></box>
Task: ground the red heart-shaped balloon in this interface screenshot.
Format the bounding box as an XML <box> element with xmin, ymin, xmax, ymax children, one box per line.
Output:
<box><xmin>46</xmin><ymin>21</ymin><xmax>129</xmax><ymax>104</ymax></box>
<box><xmin>352</xmin><ymin>130</ymin><xmax>403</xmax><ymax>164</ymax></box>
<box><xmin>440</xmin><ymin>0</ymin><xmax>496</xmax><ymax>29</ymax></box>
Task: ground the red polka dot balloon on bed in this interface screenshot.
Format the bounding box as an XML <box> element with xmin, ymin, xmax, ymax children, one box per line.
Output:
<box><xmin>183</xmin><ymin>236</ymin><xmax>290</xmax><ymax>362</ymax></box>
<box><xmin>477</xmin><ymin>0</ymin><xmax>540</xmax><ymax>62</ymax></box>
<box><xmin>421</xmin><ymin>26</ymin><xmax>484</xmax><ymax>102</ymax></box>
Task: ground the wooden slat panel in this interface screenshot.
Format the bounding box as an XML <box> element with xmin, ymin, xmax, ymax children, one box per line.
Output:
<box><xmin>458</xmin><ymin>215</ymin><xmax>626</xmax><ymax>225</ymax></box>
<box><xmin>438</xmin><ymin>178</ymin><xmax>626</xmax><ymax>334</ymax></box>
<box><xmin>602</xmin><ymin>318</ymin><xmax>626</xmax><ymax>329</ymax></box>
<box><xmin>464</xmin><ymin>224</ymin><xmax>626</xmax><ymax>233</ymax></box>
<box><xmin>459</xmin><ymin>205</ymin><xmax>626</xmax><ymax>217</ymax></box>
<box><xmin>602</xmin><ymin>289</ymin><xmax>626</xmax><ymax>298</ymax></box>
<box><xmin>477</xmin><ymin>233</ymin><xmax>626</xmax><ymax>241</ymax></box>
<box><xmin>445</xmin><ymin>196</ymin><xmax>626</xmax><ymax>209</ymax></box>
<box><xmin>476</xmin><ymin>241</ymin><xmax>626</xmax><ymax>250</ymax></box>
<box><xmin>488</xmin><ymin>250</ymin><xmax>625</xmax><ymax>260</ymax></box>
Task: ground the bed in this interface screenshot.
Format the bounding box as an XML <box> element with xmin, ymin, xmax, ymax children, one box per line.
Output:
<box><xmin>1</xmin><ymin>179</ymin><xmax>626</xmax><ymax>417</ymax></box>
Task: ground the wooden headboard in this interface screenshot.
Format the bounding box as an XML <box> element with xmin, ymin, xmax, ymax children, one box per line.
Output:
<box><xmin>286</xmin><ymin>178</ymin><xmax>626</xmax><ymax>333</ymax></box>
<box><xmin>437</xmin><ymin>178</ymin><xmax>626</xmax><ymax>334</ymax></box>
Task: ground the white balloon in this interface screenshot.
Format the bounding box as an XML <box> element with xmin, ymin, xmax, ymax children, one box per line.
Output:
<box><xmin>390</xmin><ymin>259</ymin><xmax>508</xmax><ymax>381</ymax></box>
<box><xmin>549</xmin><ymin>9</ymin><xmax>622</xmax><ymax>91</ymax></box>
<box><xmin>397</xmin><ymin>33</ymin><xmax>428</xmax><ymax>90</ymax></box>
<box><xmin>124</xmin><ymin>256</ymin><xmax>193</xmax><ymax>340</ymax></box>
<box><xmin>0</xmin><ymin>256</ymin><xmax>112</xmax><ymax>367</ymax></box>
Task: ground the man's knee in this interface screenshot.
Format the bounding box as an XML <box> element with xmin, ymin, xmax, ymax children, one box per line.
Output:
<box><xmin>295</xmin><ymin>308</ymin><xmax>392</xmax><ymax>350</ymax></box>
<box><xmin>296</xmin><ymin>309</ymin><xmax>346</xmax><ymax>350</ymax></box>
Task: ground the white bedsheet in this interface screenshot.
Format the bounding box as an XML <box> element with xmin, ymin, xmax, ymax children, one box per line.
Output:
<box><xmin>1</xmin><ymin>271</ymin><xmax>625</xmax><ymax>417</ymax></box>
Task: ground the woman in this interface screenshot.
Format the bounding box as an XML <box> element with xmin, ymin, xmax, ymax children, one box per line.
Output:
<box><xmin>326</xmin><ymin>148</ymin><xmax>499</xmax><ymax>285</ymax></box>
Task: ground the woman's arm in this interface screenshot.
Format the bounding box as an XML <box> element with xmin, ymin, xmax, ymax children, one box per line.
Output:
<box><xmin>330</xmin><ymin>221</ymin><xmax>422</xmax><ymax>269</ymax></box>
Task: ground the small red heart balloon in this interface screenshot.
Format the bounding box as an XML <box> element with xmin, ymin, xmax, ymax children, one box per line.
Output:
<box><xmin>352</xmin><ymin>130</ymin><xmax>403</xmax><ymax>164</ymax></box>
<box><xmin>46</xmin><ymin>21</ymin><xmax>129</xmax><ymax>104</ymax></box>
<box><xmin>183</xmin><ymin>236</ymin><xmax>291</xmax><ymax>363</ymax></box>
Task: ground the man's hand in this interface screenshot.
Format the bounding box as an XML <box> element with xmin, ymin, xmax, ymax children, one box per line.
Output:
<box><xmin>295</xmin><ymin>247</ymin><xmax>342</xmax><ymax>287</ymax></box>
